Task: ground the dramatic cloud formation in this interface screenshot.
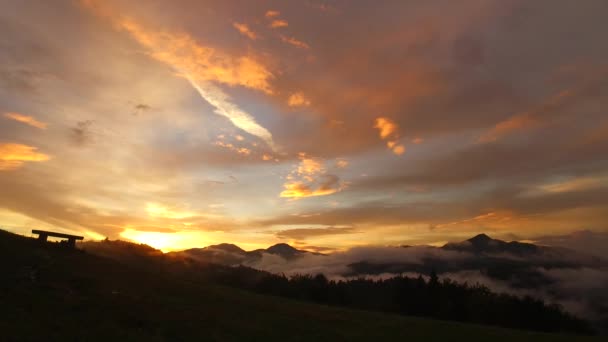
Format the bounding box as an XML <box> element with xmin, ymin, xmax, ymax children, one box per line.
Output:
<box><xmin>83</xmin><ymin>0</ymin><xmax>277</xmax><ymax>150</ymax></box>
<box><xmin>0</xmin><ymin>0</ymin><xmax>606</xmax><ymax>253</ymax></box>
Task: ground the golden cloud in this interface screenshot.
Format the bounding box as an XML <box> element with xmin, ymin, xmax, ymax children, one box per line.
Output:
<box><xmin>233</xmin><ymin>22</ymin><xmax>257</xmax><ymax>40</ymax></box>
<box><xmin>280</xmin><ymin>35</ymin><xmax>310</xmax><ymax>49</ymax></box>
<box><xmin>280</xmin><ymin>153</ymin><xmax>345</xmax><ymax>199</ymax></box>
<box><xmin>118</xmin><ymin>19</ymin><xmax>273</xmax><ymax>93</ymax></box>
<box><xmin>265</xmin><ymin>10</ymin><xmax>280</xmax><ymax>18</ymax></box>
<box><xmin>296</xmin><ymin>153</ymin><xmax>324</xmax><ymax>175</ymax></box>
<box><xmin>374</xmin><ymin>117</ymin><xmax>397</xmax><ymax>139</ymax></box>
<box><xmin>374</xmin><ymin>117</ymin><xmax>405</xmax><ymax>155</ymax></box>
<box><xmin>280</xmin><ymin>178</ymin><xmax>341</xmax><ymax>198</ymax></box>
<box><xmin>0</xmin><ymin>143</ymin><xmax>51</xmax><ymax>170</ymax></box>
<box><xmin>3</xmin><ymin>112</ymin><xmax>48</xmax><ymax>129</ymax></box>
<box><xmin>82</xmin><ymin>1</ymin><xmax>277</xmax><ymax>149</ymax></box>
<box><xmin>336</xmin><ymin>159</ymin><xmax>348</xmax><ymax>168</ymax></box>
<box><xmin>214</xmin><ymin>141</ymin><xmax>252</xmax><ymax>156</ymax></box>
<box><xmin>287</xmin><ymin>92</ymin><xmax>311</xmax><ymax>107</ymax></box>
<box><xmin>270</xmin><ymin>19</ymin><xmax>288</xmax><ymax>28</ymax></box>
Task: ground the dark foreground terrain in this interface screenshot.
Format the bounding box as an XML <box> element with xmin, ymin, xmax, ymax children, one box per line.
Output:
<box><xmin>0</xmin><ymin>230</ymin><xmax>600</xmax><ymax>341</ymax></box>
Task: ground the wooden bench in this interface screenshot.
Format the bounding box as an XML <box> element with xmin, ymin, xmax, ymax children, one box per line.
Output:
<box><xmin>32</xmin><ymin>229</ymin><xmax>84</xmax><ymax>248</ymax></box>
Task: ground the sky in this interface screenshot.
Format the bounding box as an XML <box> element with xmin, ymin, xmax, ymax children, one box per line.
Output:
<box><xmin>1</xmin><ymin>0</ymin><xmax>607</xmax><ymax>252</ymax></box>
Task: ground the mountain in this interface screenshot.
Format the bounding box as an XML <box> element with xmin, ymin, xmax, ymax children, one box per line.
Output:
<box><xmin>266</xmin><ymin>243</ymin><xmax>305</xmax><ymax>259</ymax></box>
<box><xmin>165</xmin><ymin>242</ymin><xmax>310</xmax><ymax>265</ymax></box>
<box><xmin>443</xmin><ymin>233</ymin><xmax>540</xmax><ymax>255</ymax></box>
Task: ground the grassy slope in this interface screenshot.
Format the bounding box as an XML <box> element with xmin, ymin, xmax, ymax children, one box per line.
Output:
<box><xmin>0</xmin><ymin>230</ymin><xmax>599</xmax><ymax>341</ymax></box>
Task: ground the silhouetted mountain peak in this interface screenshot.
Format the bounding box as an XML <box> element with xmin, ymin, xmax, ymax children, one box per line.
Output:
<box><xmin>206</xmin><ymin>243</ymin><xmax>246</xmax><ymax>254</ymax></box>
<box><xmin>468</xmin><ymin>233</ymin><xmax>493</xmax><ymax>244</ymax></box>
<box><xmin>444</xmin><ymin>233</ymin><xmax>539</xmax><ymax>256</ymax></box>
<box><xmin>266</xmin><ymin>243</ymin><xmax>303</xmax><ymax>258</ymax></box>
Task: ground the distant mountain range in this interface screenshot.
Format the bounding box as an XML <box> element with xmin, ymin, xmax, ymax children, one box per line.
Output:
<box><xmin>81</xmin><ymin>233</ymin><xmax>605</xmax><ymax>280</ymax></box>
<box><xmin>78</xmin><ymin>233</ymin><xmax>608</xmax><ymax>325</ymax></box>
<box><xmin>165</xmin><ymin>242</ymin><xmax>311</xmax><ymax>265</ymax></box>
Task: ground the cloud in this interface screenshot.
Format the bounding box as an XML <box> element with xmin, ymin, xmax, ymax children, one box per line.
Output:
<box><xmin>265</xmin><ymin>10</ymin><xmax>280</xmax><ymax>18</ymax></box>
<box><xmin>335</xmin><ymin>159</ymin><xmax>348</xmax><ymax>168</ymax></box>
<box><xmin>279</xmin><ymin>153</ymin><xmax>347</xmax><ymax>199</ymax></box>
<box><xmin>3</xmin><ymin>112</ymin><xmax>47</xmax><ymax>129</ymax></box>
<box><xmin>477</xmin><ymin>113</ymin><xmax>536</xmax><ymax>143</ymax></box>
<box><xmin>280</xmin><ymin>35</ymin><xmax>310</xmax><ymax>49</ymax></box>
<box><xmin>374</xmin><ymin>117</ymin><xmax>405</xmax><ymax>155</ymax></box>
<box><xmin>118</xmin><ymin>18</ymin><xmax>274</xmax><ymax>92</ymax></box>
<box><xmin>281</xmin><ymin>174</ymin><xmax>343</xmax><ymax>199</ymax></box>
<box><xmin>0</xmin><ymin>143</ymin><xmax>50</xmax><ymax>170</ymax></box>
<box><xmin>287</xmin><ymin>92</ymin><xmax>311</xmax><ymax>107</ymax></box>
<box><xmin>478</xmin><ymin>76</ymin><xmax>607</xmax><ymax>143</ymax></box>
<box><xmin>245</xmin><ymin>245</ymin><xmax>471</xmax><ymax>279</ymax></box>
<box><xmin>132</xmin><ymin>103</ymin><xmax>151</xmax><ymax>115</ymax></box>
<box><xmin>270</xmin><ymin>20</ymin><xmax>288</xmax><ymax>29</ymax></box>
<box><xmin>83</xmin><ymin>2</ymin><xmax>278</xmax><ymax>150</ymax></box>
<box><xmin>214</xmin><ymin>140</ymin><xmax>252</xmax><ymax>156</ymax></box>
<box><xmin>296</xmin><ymin>153</ymin><xmax>324</xmax><ymax>176</ymax></box>
<box><xmin>233</xmin><ymin>22</ymin><xmax>257</xmax><ymax>40</ymax></box>
<box><xmin>275</xmin><ymin>226</ymin><xmax>356</xmax><ymax>240</ymax></box>
<box><xmin>532</xmin><ymin>230</ymin><xmax>608</xmax><ymax>259</ymax></box>
<box><xmin>374</xmin><ymin>117</ymin><xmax>398</xmax><ymax>139</ymax></box>
<box><xmin>70</xmin><ymin>120</ymin><xmax>94</xmax><ymax>146</ymax></box>
<box><xmin>186</xmin><ymin>66</ymin><xmax>276</xmax><ymax>151</ymax></box>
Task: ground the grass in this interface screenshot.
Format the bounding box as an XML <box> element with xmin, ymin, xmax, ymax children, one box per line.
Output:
<box><xmin>0</xmin><ymin>230</ymin><xmax>600</xmax><ymax>341</ymax></box>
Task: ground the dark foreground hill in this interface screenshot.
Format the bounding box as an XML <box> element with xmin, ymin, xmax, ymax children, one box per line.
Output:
<box><xmin>0</xmin><ymin>230</ymin><xmax>600</xmax><ymax>341</ymax></box>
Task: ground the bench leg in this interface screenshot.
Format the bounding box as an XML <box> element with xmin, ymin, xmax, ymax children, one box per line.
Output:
<box><xmin>67</xmin><ymin>238</ymin><xmax>76</xmax><ymax>248</ymax></box>
<box><xmin>37</xmin><ymin>234</ymin><xmax>48</xmax><ymax>242</ymax></box>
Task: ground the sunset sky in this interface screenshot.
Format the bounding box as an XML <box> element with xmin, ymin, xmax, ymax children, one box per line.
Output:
<box><xmin>1</xmin><ymin>0</ymin><xmax>607</xmax><ymax>252</ymax></box>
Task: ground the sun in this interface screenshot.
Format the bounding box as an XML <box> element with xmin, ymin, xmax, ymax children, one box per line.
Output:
<box><xmin>120</xmin><ymin>229</ymin><xmax>185</xmax><ymax>252</ymax></box>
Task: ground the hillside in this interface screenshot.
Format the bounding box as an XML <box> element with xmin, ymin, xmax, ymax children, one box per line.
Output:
<box><xmin>0</xmin><ymin>230</ymin><xmax>599</xmax><ymax>341</ymax></box>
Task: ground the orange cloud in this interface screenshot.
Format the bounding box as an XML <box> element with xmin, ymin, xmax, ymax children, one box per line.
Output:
<box><xmin>478</xmin><ymin>114</ymin><xmax>536</xmax><ymax>143</ymax></box>
<box><xmin>280</xmin><ymin>35</ymin><xmax>310</xmax><ymax>49</ymax></box>
<box><xmin>336</xmin><ymin>159</ymin><xmax>348</xmax><ymax>168</ymax></box>
<box><xmin>280</xmin><ymin>153</ymin><xmax>345</xmax><ymax>199</ymax></box>
<box><xmin>392</xmin><ymin>145</ymin><xmax>406</xmax><ymax>155</ymax></box>
<box><xmin>233</xmin><ymin>22</ymin><xmax>257</xmax><ymax>40</ymax></box>
<box><xmin>0</xmin><ymin>143</ymin><xmax>51</xmax><ymax>170</ymax></box>
<box><xmin>374</xmin><ymin>117</ymin><xmax>397</xmax><ymax>139</ymax></box>
<box><xmin>296</xmin><ymin>153</ymin><xmax>324</xmax><ymax>176</ymax></box>
<box><xmin>287</xmin><ymin>92</ymin><xmax>311</xmax><ymax>107</ymax></box>
<box><xmin>478</xmin><ymin>90</ymin><xmax>574</xmax><ymax>143</ymax></box>
<box><xmin>270</xmin><ymin>19</ymin><xmax>288</xmax><ymax>28</ymax></box>
<box><xmin>118</xmin><ymin>19</ymin><xmax>273</xmax><ymax>93</ymax></box>
<box><xmin>82</xmin><ymin>1</ymin><xmax>278</xmax><ymax>150</ymax></box>
<box><xmin>3</xmin><ymin>112</ymin><xmax>48</xmax><ymax>129</ymax></box>
<box><xmin>214</xmin><ymin>141</ymin><xmax>252</xmax><ymax>156</ymax></box>
<box><xmin>374</xmin><ymin>117</ymin><xmax>405</xmax><ymax>155</ymax></box>
<box><xmin>265</xmin><ymin>10</ymin><xmax>280</xmax><ymax>18</ymax></box>
<box><xmin>280</xmin><ymin>178</ymin><xmax>341</xmax><ymax>198</ymax></box>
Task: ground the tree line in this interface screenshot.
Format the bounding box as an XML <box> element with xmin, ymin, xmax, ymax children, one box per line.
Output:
<box><xmin>213</xmin><ymin>268</ymin><xmax>591</xmax><ymax>334</ymax></box>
